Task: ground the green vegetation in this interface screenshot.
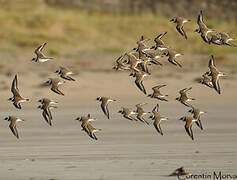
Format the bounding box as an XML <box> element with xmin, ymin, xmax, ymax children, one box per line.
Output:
<box><xmin>0</xmin><ymin>2</ymin><xmax>236</xmax><ymax>60</ymax></box>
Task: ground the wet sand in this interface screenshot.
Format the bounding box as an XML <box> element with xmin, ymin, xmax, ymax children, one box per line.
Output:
<box><xmin>0</xmin><ymin>55</ymin><xmax>236</xmax><ymax>179</ymax></box>
<box><xmin>0</xmin><ymin>105</ymin><xmax>236</xmax><ymax>180</ymax></box>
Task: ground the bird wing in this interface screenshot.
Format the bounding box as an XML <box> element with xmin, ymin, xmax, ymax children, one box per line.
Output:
<box><xmin>9</xmin><ymin>124</ymin><xmax>19</xmax><ymax>139</ymax></box>
<box><xmin>212</xmin><ymin>75</ymin><xmax>221</xmax><ymax>94</ymax></box>
<box><xmin>34</xmin><ymin>43</ymin><xmax>47</xmax><ymax>58</ymax></box>
<box><xmin>11</xmin><ymin>74</ymin><xmax>19</xmax><ymax>93</ymax></box>
<box><xmin>208</xmin><ymin>55</ymin><xmax>216</xmax><ymax>68</ymax></box>
<box><xmin>101</xmin><ymin>103</ymin><xmax>109</xmax><ymax>119</ymax></box>
<box><xmin>176</xmin><ymin>25</ymin><xmax>187</xmax><ymax>39</ymax></box>
<box><xmin>153</xmin><ymin>121</ymin><xmax>161</xmax><ymax>134</ymax></box>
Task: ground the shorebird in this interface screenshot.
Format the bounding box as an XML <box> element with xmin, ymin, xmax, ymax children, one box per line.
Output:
<box><xmin>137</xmin><ymin>51</ymin><xmax>152</xmax><ymax>74</ymax></box>
<box><xmin>206</xmin><ymin>55</ymin><xmax>227</xmax><ymax>94</ymax></box>
<box><xmin>8</xmin><ymin>74</ymin><xmax>29</xmax><ymax>109</ymax></box>
<box><xmin>55</xmin><ymin>66</ymin><xmax>75</xmax><ymax>81</ymax></box>
<box><xmin>199</xmin><ymin>73</ymin><xmax>213</xmax><ymax>88</ymax></box>
<box><xmin>45</xmin><ymin>78</ymin><xmax>65</xmax><ymax>96</ymax></box>
<box><xmin>162</xmin><ymin>49</ymin><xmax>183</xmax><ymax>67</ymax></box>
<box><xmin>219</xmin><ymin>32</ymin><xmax>236</xmax><ymax>47</ymax></box>
<box><xmin>137</xmin><ymin>50</ymin><xmax>162</xmax><ymax>74</ymax></box>
<box><xmin>138</xmin><ymin>50</ymin><xmax>162</xmax><ymax>72</ymax></box>
<box><xmin>170</xmin><ymin>17</ymin><xmax>190</xmax><ymax>39</ymax></box>
<box><xmin>75</xmin><ymin>114</ymin><xmax>96</xmax><ymax>133</ymax></box>
<box><xmin>169</xmin><ymin>167</ymin><xmax>192</xmax><ymax>179</ymax></box>
<box><xmin>38</xmin><ymin>98</ymin><xmax>57</xmax><ymax>126</ymax></box>
<box><xmin>32</xmin><ymin>42</ymin><xmax>54</xmax><ymax>62</ymax></box>
<box><xmin>180</xmin><ymin>116</ymin><xmax>198</xmax><ymax>140</ymax></box>
<box><xmin>135</xmin><ymin>103</ymin><xmax>150</xmax><ymax>125</ymax></box>
<box><xmin>4</xmin><ymin>116</ymin><xmax>24</xmax><ymax>139</ymax></box>
<box><xmin>133</xmin><ymin>36</ymin><xmax>151</xmax><ymax>52</ymax></box>
<box><xmin>176</xmin><ymin>87</ymin><xmax>195</xmax><ymax>108</ymax></box>
<box><xmin>118</xmin><ymin>107</ymin><xmax>137</xmax><ymax>121</ymax></box>
<box><xmin>151</xmin><ymin>32</ymin><xmax>169</xmax><ymax>51</ymax></box>
<box><xmin>209</xmin><ymin>34</ymin><xmax>222</xmax><ymax>45</ymax></box>
<box><xmin>125</xmin><ymin>51</ymin><xmax>143</xmax><ymax>73</ymax></box>
<box><xmin>148</xmin><ymin>84</ymin><xmax>168</xmax><ymax>101</ymax></box>
<box><xmin>149</xmin><ymin>104</ymin><xmax>168</xmax><ymax>136</ymax></box>
<box><xmin>86</xmin><ymin>123</ymin><xmax>101</xmax><ymax>140</ymax></box>
<box><xmin>142</xmin><ymin>51</ymin><xmax>163</xmax><ymax>65</ymax></box>
<box><xmin>96</xmin><ymin>97</ymin><xmax>116</xmax><ymax>119</ymax></box>
<box><xmin>188</xmin><ymin>107</ymin><xmax>206</xmax><ymax>130</ymax></box>
<box><xmin>195</xmin><ymin>10</ymin><xmax>215</xmax><ymax>44</ymax></box>
<box><xmin>113</xmin><ymin>54</ymin><xmax>130</xmax><ymax>71</ymax></box>
<box><xmin>130</xmin><ymin>70</ymin><xmax>149</xmax><ymax>95</ymax></box>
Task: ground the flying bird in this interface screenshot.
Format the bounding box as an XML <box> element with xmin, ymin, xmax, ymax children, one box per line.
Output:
<box><xmin>32</xmin><ymin>42</ymin><xmax>54</xmax><ymax>62</ymax></box>
<box><xmin>148</xmin><ymin>84</ymin><xmax>168</xmax><ymax>101</ymax></box>
<box><xmin>96</xmin><ymin>97</ymin><xmax>116</xmax><ymax>119</ymax></box>
<box><xmin>8</xmin><ymin>74</ymin><xmax>29</xmax><ymax>109</ymax></box>
<box><xmin>206</xmin><ymin>55</ymin><xmax>227</xmax><ymax>94</ymax></box>
<box><xmin>4</xmin><ymin>116</ymin><xmax>24</xmax><ymax>139</ymax></box>
<box><xmin>45</xmin><ymin>78</ymin><xmax>65</xmax><ymax>96</ymax></box>
<box><xmin>55</xmin><ymin>66</ymin><xmax>75</xmax><ymax>81</ymax></box>
<box><xmin>170</xmin><ymin>17</ymin><xmax>190</xmax><ymax>39</ymax></box>
<box><xmin>180</xmin><ymin>116</ymin><xmax>198</xmax><ymax>140</ymax></box>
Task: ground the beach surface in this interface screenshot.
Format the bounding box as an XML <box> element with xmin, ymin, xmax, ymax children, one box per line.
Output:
<box><xmin>0</xmin><ymin>64</ymin><xmax>236</xmax><ymax>179</ymax></box>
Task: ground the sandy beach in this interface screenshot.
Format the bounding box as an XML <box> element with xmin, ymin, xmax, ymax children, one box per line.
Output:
<box><xmin>0</xmin><ymin>57</ymin><xmax>236</xmax><ymax>179</ymax></box>
<box><xmin>0</xmin><ymin>105</ymin><xmax>236</xmax><ymax>180</ymax></box>
<box><xmin>1</xmin><ymin>1</ymin><xmax>237</xmax><ymax>179</ymax></box>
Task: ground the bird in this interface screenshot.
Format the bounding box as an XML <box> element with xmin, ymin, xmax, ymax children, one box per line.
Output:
<box><xmin>113</xmin><ymin>54</ymin><xmax>130</xmax><ymax>71</ymax></box>
<box><xmin>149</xmin><ymin>104</ymin><xmax>168</xmax><ymax>136</ymax></box>
<box><xmin>118</xmin><ymin>107</ymin><xmax>137</xmax><ymax>121</ymax></box>
<box><xmin>169</xmin><ymin>167</ymin><xmax>192</xmax><ymax>179</ymax></box>
<box><xmin>162</xmin><ymin>49</ymin><xmax>183</xmax><ymax>67</ymax></box>
<box><xmin>38</xmin><ymin>98</ymin><xmax>58</xmax><ymax>126</ymax></box>
<box><xmin>4</xmin><ymin>116</ymin><xmax>24</xmax><ymax>139</ymax></box>
<box><xmin>135</xmin><ymin>103</ymin><xmax>150</xmax><ymax>125</ymax></box>
<box><xmin>8</xmin><ymin>74</ymin><xmax>29</xmax><ymax>109</ymax></box>
<box><xmin>219</xmin><ymin>32</ymin><xmax>236</xmax><ymax>47</ymax></box>
<box><xmin>45</xmin><ymin>78</ymin><xmax>65</xmax><ymax>96</ymax></box>
<box><xmin>195</xmin><ymin>10</ymin><xmax>215</xmax><ymax>44</ymax></box>
<box><xmin>96</xmin><ymin>97</ymin><xmax>116</xmax><ymax>119</ymax></box>
<box><xmin>188</xmin><ymin>107</ymin><xmax>206</xmax><ymax>130</ymax></box>
<box><xmin>176</xmin><ymin>87</ymin><xmax>195</xmax><ymax>108</ymax></box>
<box><xmin>141</xmin><ymin>51</ymin><xmax>163</xmax><ymax>65</ymax></box>
<box><xmin>75</xmin><ymin>114</ymin><xmax>96</xmax><ymax>134</ymax></box>
<box><xmin>170</xmin><ymin>17</ymin><xmax>190</xmax><ymax>39</ymax></box>
<box><xmin>147</xmin><ymin>84</ymin><xmax>168</xmax><ymax>101</ymax></box>
<box><xmin>151</xmin><ymin>32</ymin><xmax>169</xmax><ymax>51</ymax></box>
<box><xmin>209</xmin><ymin>34</ymin><xmax>222</xmax><ymax>45</ymax></box>
<box><xmin>125</xmin><ymin>51</ymin><xmax>143</xmax><ymax>73</ymax></box>
<box><xmin>55</xmin><ymin>66</ymin><xmax>75</xmax><ymax>81</ymax></box>
<box><xmin>138</xmin><ymin>50</ymin><xmax>163</xmax><ymax>74</ymax></box>
<box><xmin>206</xmin><ymin>55</ymin><xmax>227</xmax><ymax>94</ymax></box>
<box><xmin>179</xmin><ymin>116</ymin><xmax>198</xmax><ymax>140</ymax></box>
<box><xmin>133</xmin><ymin>36</ymin><xmax>151</xmax><ymax>52</ymax></box>
<box><xmin>130</xmin><ymin>70</ymin><xmax>149</xmax><ymax>95</ymax></box>
<box><xmin>169</xmin><ymin>166</ymin><xmax>185</xmax><ymax>176</ymax></box>
<box><xmin>86</xmin><ymin>123</ymin><xmax>102</xmax><ymax>140</ymax></box>
<box><xmin>199</xmin><ymin>73</ymin><xmax>213</xmax><ymax>88</ymax></box>
<box><xmin>32</xmin><ymin>42</ymin><xmax>54</xmax><ymax>62</ymax></box>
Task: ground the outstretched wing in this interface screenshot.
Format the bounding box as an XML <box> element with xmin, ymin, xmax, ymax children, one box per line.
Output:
<box><xmin>9</xmin><ymin>125</ymin><xmax>19</xmax><ymax>139</ymax></box>
<box><xmin>11</xmin><ymin>74</ymin><xmax>19</xmax><ymax>93</ymax></box>
<box><xmin>34</xmin><ymin>42</ymin><xmax>47</xmax><ymax>58</ymax></box>
<box><xmin>101</xmin><ymin>103</ymin><xmax>109</xmax><ymax>119</ymax></box>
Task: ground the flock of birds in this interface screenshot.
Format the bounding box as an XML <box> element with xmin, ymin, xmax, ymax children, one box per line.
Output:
<box><xmin>3</xmin><ymin>10</ymin><xmax>236</xmax><ymax>178</ymax></box>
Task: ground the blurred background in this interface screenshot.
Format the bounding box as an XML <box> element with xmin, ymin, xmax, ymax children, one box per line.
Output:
<box><xmin>0</xmin><ymin>0</ymin><xmax>236</xmax><ymax>107</ymax></box>
<box><xmin>0</xmin><ymin>0</ymin><xmax>236</xmax><ymax>61</ymax></box>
